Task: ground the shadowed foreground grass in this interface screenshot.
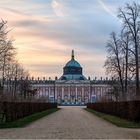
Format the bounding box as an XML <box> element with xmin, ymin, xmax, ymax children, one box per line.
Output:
<box><xmin>85</xmin><ymin>108</ymin><xmax>140</xmax><ymax>128</ymax></box>
<box><xmin>0</xmin><ymin>108</ymin><xmax>59</xmax><ymax>128</ymax></box>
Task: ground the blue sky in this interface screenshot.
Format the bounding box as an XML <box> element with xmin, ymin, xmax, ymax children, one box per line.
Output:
<box><xmin>0</xmin><ymin>0</ymin><xmax>136</xmax><ymax>79</ymax></box>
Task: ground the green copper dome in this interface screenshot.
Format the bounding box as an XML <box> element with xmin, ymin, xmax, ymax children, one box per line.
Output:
<box><xmin>59</xmin><ymin>50</ymin><xmax>87</xmax><ymax>80</ymax></box>
<box><xmin>65</xmin><ymin>59</ymin><xmax>81</xmax><ymax>67</ymax></box>
<box><xmin>65</xmin><ymin>50</ymin><xmax>81</xmax><ymax>67</ymax></box>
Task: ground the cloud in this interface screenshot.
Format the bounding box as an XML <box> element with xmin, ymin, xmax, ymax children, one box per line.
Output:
<box><xmin>0</xmin><ymin>0</ymin><xmax>126</xmax><ymax>79</ymax></box>
<box><xmin>98</xmin><ymin>0</ymin><xmax>117</xmax><ymax>19</ymax></box>
<box><xmin>51</xmin><ymin>0</ymin><xmax>64</xmax><ymax>17</ymax></box>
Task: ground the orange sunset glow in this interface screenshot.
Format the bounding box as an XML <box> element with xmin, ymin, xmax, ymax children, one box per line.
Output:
<box><xmin>0</xmin><ymin>0</ymin><xmax>126</xmax><ymax>79</ymax></box>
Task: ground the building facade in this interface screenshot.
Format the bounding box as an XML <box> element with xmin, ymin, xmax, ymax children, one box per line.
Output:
<box><xmin>32</xmin><ymin>50</ymin><xmax>111</xmax><ymax>105</ymax></box>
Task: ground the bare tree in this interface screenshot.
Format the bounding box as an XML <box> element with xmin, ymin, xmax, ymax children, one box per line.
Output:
<box><xmin>105</xmin><ymin>2</ymin><xmax>140</xmax><ymax>101</ymax></box>
<box><xmin>121</xmin><ymin>31</ymin><xmax>130</xmax><ymax>94</ymax></box>
<box><xmin>0</xmin><ymin>19</ymin><xmax>16</xmax><ymax>86</ymax></box>
<box><xmin>5</xmin><ymin>61</ymin><xmax>29</xmax><ymax>80</ymax></box>
<box><xmin>118</xmin><ymin>2</ymin><xmax>140</xmax><ymax>97</ymax></box>
<box><xmin>0</xmin><ymin>40</ymin><xmax>16</xmax><ymax>86</ymax></box>
<box><xmin>104</xmin><ymin>32</ymin><xmax>125</xmax><ymax>99</ymax></box>
<box><xmin>0</xmin><ymin>19</ymin><xmax>31</xmax><ymax>101</ymax></box>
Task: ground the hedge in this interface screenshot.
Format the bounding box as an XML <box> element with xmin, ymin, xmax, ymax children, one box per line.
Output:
<box><xmin>0</xmin><ymin>102</ymin><xmax>57</xmax><ymax>122</ymax></box>
<box><xmin>87</xmin><ymin>101</ymin><xmax>140</xmax><ymax>122</ymax></box>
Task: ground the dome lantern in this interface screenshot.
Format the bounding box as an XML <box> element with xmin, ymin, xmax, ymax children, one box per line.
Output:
<box><xmin>72</xmin><ymin>50</ymin><xmax>74</xmax><ymax>59</ymax></box>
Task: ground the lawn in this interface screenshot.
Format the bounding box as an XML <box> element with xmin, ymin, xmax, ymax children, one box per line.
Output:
<box><xmin>0</xmin><ymin>108</ymin><xmax>59</xmax><ymax>128</ymax></box>
<box><xmin>85</xmin><ymin>108</ymin><xmax>140</xmax><ymax>128</ymax></box>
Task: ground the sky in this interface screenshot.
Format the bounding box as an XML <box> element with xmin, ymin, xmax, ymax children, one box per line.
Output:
<box><xmin>0</xmin><ymin>0</ymin><xmax>136</xmax><ymax>79</ymax></box>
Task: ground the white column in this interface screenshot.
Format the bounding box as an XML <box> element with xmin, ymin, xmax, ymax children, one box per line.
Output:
<box><xmin>76</xmin><ymin>86</ymin><xmax>78</xmax><ymax>101</ymax></box>
<box><xmin>88</xmin><ymin>86</ymin><xmax>90</xmax><ymax>101</ymax></box>
<box><xmin>68</xmin><ymin>86</ymin><xmax>70</xmax><ymax>100</ymax></box>
<box><xmin>82</xmin><ymin>86</ymin><xmax>85</xmax><ymax>100</ymax></box>
<box><xmin>55</xmin><ymin>86</ymin><xmax>57</xmax><ymax>100</ymax></box>
<box><xmin>62</xmin><ymin>86</ymin><xmax>64</xmax><ymax>100</ymax></box>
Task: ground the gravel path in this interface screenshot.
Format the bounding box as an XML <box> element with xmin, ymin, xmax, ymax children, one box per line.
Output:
<box><xmin>0</xmin><ymin>106</ymin><xmax>140</xmax><ymax>139</ymax></box>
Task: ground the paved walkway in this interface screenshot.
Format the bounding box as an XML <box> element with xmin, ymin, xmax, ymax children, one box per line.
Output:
<box><xmin>0</xmin><ymin>106</ymin><xmax>140</xmax><ymax>139</ymax></box>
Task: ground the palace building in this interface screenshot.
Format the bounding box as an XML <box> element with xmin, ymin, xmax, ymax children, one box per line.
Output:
<box><xmin>2</xmin><ymin>50</ymin><xmax>128</xmax><ymax>104</ymax></box>
<box><xmin>32</xmin><ymin>50</ymin><xmax>111</xmax><ymax>105</ymax></box>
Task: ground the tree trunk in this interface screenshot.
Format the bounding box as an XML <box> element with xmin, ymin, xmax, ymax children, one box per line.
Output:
<box><xmin>125</xmin><ymin>39</ymin><xmax>128</xmax><ymax>95</ymax></box>
<box><xmin>135</xmin><ymin>45</ymin><xmax>139</xmax><ymax>97</ymax></box>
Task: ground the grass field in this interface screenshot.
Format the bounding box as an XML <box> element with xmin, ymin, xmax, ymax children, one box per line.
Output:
<box><xmin>85</xmin><ymin>108</ymin><xmax>140</xmax><ymax>128</ymax></box>
<box><xmin>0</xmin><ymin>108</ymin><xmax>59</xmax><ymax>128</ymax></box>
